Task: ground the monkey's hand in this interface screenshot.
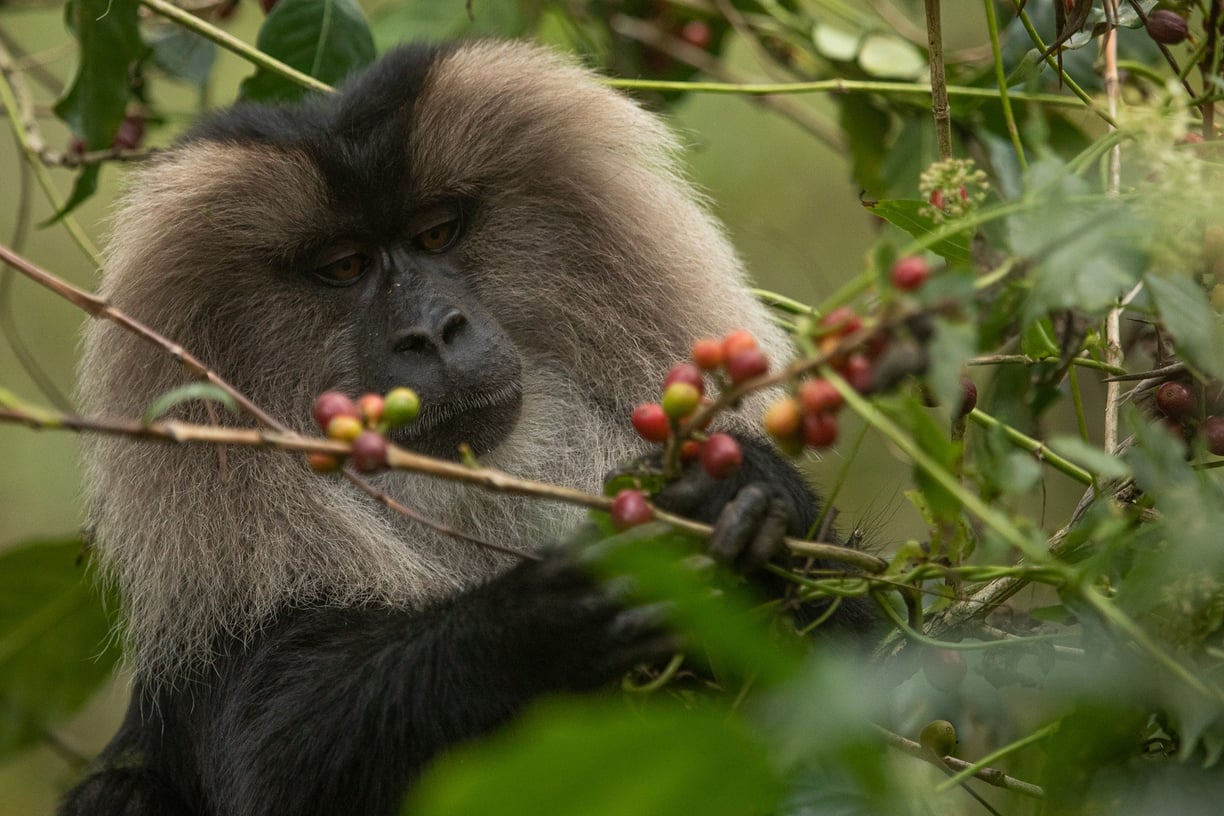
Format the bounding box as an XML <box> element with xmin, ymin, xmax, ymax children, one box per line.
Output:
<box><xmin>651</xmin><ymin>435</ymin><xmax>818</xmax><ymax>575</ymax></box>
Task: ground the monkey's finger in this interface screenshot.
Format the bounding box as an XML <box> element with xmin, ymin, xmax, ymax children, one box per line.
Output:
<box><xmin>608</xmin><ymin>602</ymin><xmax>672</xmax><ymax>645</ymax></box>
<box><xmin>707</xmin><ymin>483</ymin><xmax>771</xmax><ymax>567</ymax></box>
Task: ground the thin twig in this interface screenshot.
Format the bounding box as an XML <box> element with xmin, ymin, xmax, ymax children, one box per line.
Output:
<box><xmin>874</xmin><ymin>725</ymin><xmax>1046</xmax><ymax>798</ymax></box>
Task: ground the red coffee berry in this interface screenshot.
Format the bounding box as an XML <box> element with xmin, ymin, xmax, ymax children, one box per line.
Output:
<box><xmin>700</xmin><ymin>433</ymin><xmax>743</xmax><ymax>479</ymax></box>
<box><xmin>721</xmin><ymin>329</ymin><xmax>758</xmax><ymax>360</ymax></box>
<box><xmin>679</xmin><ymin>440</ymin><xmax>702</xmax><ymax>462</ymax></box>
<box><xmin>691</xmin><ymin>337</ymin><xmax>725</xmax><ymax>371</ymax></box>
<box><xmin>350</xmin><ymin>431</ymin><xmax>388</xmax><ymax>472</ymax></box>
<box><xmin>802</xmin><ymin>411</ymin><xmax>838</xmax><ymax>448</ymax></box>
<box><xmin>663</xmin><ymin>362</ymin><xmax>704</xmax><ymax>396</ymax></box>
<box><xmin>764</xmin><ymin>398</ymin><xmax>802</xmax><ymax>441</ymax></box>
<box><xmin>1201</xmin><ymin>415</ymin><xmax>1224</xmax><ymax>456</ymax></box>
<box><xmin>661</xmin><ymin>382</ymin><xmax>701</xmax><ymax>419</ymax></box>
<box><xmin>891</xmin><ymin>256</ymin><xmax>930</xmax><ymax>291</ymax></box>
<box><xmin>631</xmin><ymin>403</ymin><xmax>671</xmax><ymax>443</ymax></box>
<box><xmin>679</xmin><ymin>19</ymin><xmax>712</xmax><ymax>49</ymax></box>
<box><xmin>797</xmin><ymin>378</ymin><xmax>843</xmax><ymax>415</ymax></box>
<box><xmin>260</xmin><ymin>0</ymin><xmax>279</xmax><ymax>13</ymax></box>
<box><xmin>929</xmin><ymin>189</ymin><xmax>945</xmax><ymax>211</ymax></box>
<box><xmin>357</xmin><ymin>393</ymin><xmax>385</xmax><ymax>427</ymax></box>
<box><xmin>843</xmin><ymin>354</ymin><xmax>874</xmax><ymax>393</ymax></box>
<box><xmin>313</xmin><ymin>391</ymin><xmax>358</xmax><ymax>431</ymax></box>
<box><xmin>1155</xmin><ymin>381</ymin><xmax>1196</xmax><ymax>421</ymax></box>
<box><xmin>922</xmin><ymin>648</ymin><xmax>968</xmax><ymax>692</ymax></box>
<box><xmin>819</xmin><ymin>307</ymin><xmax>862</xmax><ymax>337</ymax></box>
<box><xmin>725</xmin><ymin>348</ymin><xmax>769</xmax><ymax>384</ymax></box>
<box><xmin>610</xmin><ymin>489</ymin><xmax>653</xmax><ymax>531</ymax></box>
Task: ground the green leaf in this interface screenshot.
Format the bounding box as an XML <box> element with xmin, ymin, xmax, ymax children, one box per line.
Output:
<box><xmin>240</xmin><ymin>0</ymin><xmax>375</xmax><ymax>103</ymax></box>
<box><xmin>406</xmin><ymin>698</ymin><xmax>784</xmax><ymax>816</ymax></box>
<box><xmin>1145</xmin><ymin>274</ymin><xmax>1224</xmax><ymax>381</ymax></box>
<box><xmin>143</xmin><ymin>383</ymin><xmax>238</xmax><ymax>424</ymax></box>
<box><xmin>864</xmin><ymin>200</ymin><xmax>971</xmax><ymax>264</ymax></box>
<box><xmin>585</xmin><ymin>524</ymin><xmax>799</xmax><ymax>685</ymax></box>
<box><xmin>1048</xmin><ymin>435</ymin><xmax>1130</xmax><ymax>481</ymax></box>
<box><xmin>836</xmin><ymin>95</ymin><xmax>891</xmax><ymax>196</ymax></box>
<box><xmin>0</xmin><ymin>539</ymin><xmax>119</xmax><ymax>759</ymax></box>
<box><xmin>51</xmin><ymin>0</ymin><xmax>146</xmax><ymax>221</ymax></box>
<box><xmin>145</xmin><ymin>23</ymin><xmax>216</xmax><ymax>88</ymax></box>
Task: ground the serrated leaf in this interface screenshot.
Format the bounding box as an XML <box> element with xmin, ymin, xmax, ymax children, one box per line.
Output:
<box><xmin>240</xmin><ymin>0</ymin><xmax>375</xmax><ymax>103</ymax></box>
<box><xmin>143</xmin><ymin>383</ymin><xmax>238</xmax><ymax>424</ymax></box>
<box><xmin>0</xmin><ymin>539</ymin><xmax>119</xmax><ymax>759</ymax></box>
<box><xmin>865</xmin><ymin>200</ymin><xmax>971</xmax><ymax>263</ymax></box>
<box><xmin>927</xmin><ymin>318</ymin><xmax>977</xmax><ymax>418</ymax></box>
<box><xmin>406</xmin><ymin>699</ymin><xmax>784</xmax><ymax>816</ymax></box>
<box><xmin>1145</xmin><ymin>274</ymin><xmax>1224</xmax><ymax>381</ymax></box>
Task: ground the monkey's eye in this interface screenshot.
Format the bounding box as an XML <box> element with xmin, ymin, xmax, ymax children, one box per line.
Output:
<box><xmin>412</xmin><ymin>216</ymin><xmax>461</xmax><ymax>253</ymax></box>
<box><xmin>313</xmin><ymin>253</ymin><xmax>368</xmax><ymax>286</ymax></box>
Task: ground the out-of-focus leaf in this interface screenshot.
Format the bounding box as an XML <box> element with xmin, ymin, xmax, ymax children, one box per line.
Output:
<box><xmin>858</xmin><ymin>34</ymin><xmax>925</xmax><ymax>79</ymax></box>
<box><xmin>927</xmin><ymin>318</ymin><xmax>977</xmax><ymax>419</ymax></box>
<box><xmin>145</xmin><ymin>23</ymin><xmax>216</xmax><ymax>88</ymax></box>
<box><xmin>812</xmin><ymin>23</ymin><xmax>859</xmax><ymax>62</ymax></box>
<box><xmin>864</xmin><ymin>200</ymin><xmax>971</xmax><ymax>263</ymax></box>
<box><xmin>143</xmin><ymin>383</ymin><xmax>238</xmax><ymax>424</ymax></box>
<box><xmin>370</xmin><ymin>0</ymin><xmax>532</xmax><ymax>49</ymax></box>
<box><xmin>406</xmin><ymin>698</ymin><xmax>784</xmax><ymax>816</ymax></box>
<box><xmin>0</xmin><ymin>539</ymin><xmax>118</xmax><ymax>759</ymax></box>
<box><xmin>837</xmin><ymin>95</ymin><xmax>891</xmax><ymax>196</ymax></box>
<box><xmin>1145</xmin><ymin>274</ymin><xmax>1224</xmax><ymax>381</ymax></box>
<box><xmin>240</xmin><ymin>0</ymin><xmax>374</xmax><ymax>103</ymax></box>
<box><xmin>1048</xmin><ymin>435</ymin><xmax>1130</xmax><ymax>480</ymax></box>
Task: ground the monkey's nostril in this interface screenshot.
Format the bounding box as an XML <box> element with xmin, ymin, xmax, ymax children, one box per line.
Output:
<box><xmin>394</xmin><ymin>332</ymin><xmax>434</xmax><ymax>355</ymax></box>
<box><xmin>440</xmin><ymin>311</ymin><xmax>467</xmax><ymax>345</ymax></box>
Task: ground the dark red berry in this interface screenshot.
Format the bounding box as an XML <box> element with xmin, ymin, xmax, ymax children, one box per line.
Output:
<box><xmin>113</xmin><ymin>115</ymin><xmax>145</xmax><ymax>150</ymax></box>
<box><xmin>68</xmin><ymin>135</ymin><xmax>86</xmax><ymax>156</ymax></box>
<box><xmin>313</xmin><ymin>391</ymin><xmax>358</xmax><ymax>431</ymax></box>
<box><xmin>891</xmin><ymin>256</ymin><xmax>930</xmax><ymax>291</ymax></box>
<box><xmin>929</xmin><ymin>189</ymin><xmax>945</xmax><ymax>211</ymax></box>
<box><xmin>350</xmin><ymin>431</ymin><xmax>388</xmax><ymax>472</ymax></box>
<box><xmin>802</xmin><ymin>412</ymin><xmax>838</xmax><ymax>448</ymax></box>
<box><xmin>797</xmin><ymin>378</ymin><xmax>843</xmax><ymax>415</ymax></box>
<box><xmin>922</xmin><ymin>648</ymin><xmax>968</xmax><ymax>692</ymax></box>
<box><xmin>260</xmin><ymin>0</ymin><xmax>279</xmax><ymax>12</ymax></box>
<box><xmin>631</xmin><ymin>403</ymin><xmax>671</xmax><ymax>443</ymax></box>
<box><xmin>1146</xmin><ymin>9</ymin><xmax>1189</xmax><ymax>45</ymax></box>
<box><xmin>1201</xmin><ymin>415</ymin><xmax>1224</xmax><ymax>456</ymax></box>
<box><xmin>958</xmin><ymin>376</ymin><xmax>978</xmax><ymax>418</ymax></box>
<box><xmin>691</xmin><ymin>337</ymin><xmax>724</xmax><ymax>371</ymax></box>
<box><xmin>700</xmin><ymin>433</ymin><xmax>743</xmax><ymax>479</ymax></box>
<box><xmin>1155</xmin><ymin>381</ymin><xmax>1196</xmax><ymax>421</ymax></box>
<box><xmin>819</xmin><ymin>307</ymin><xmax>862</xmax><ymax>337</ymax></box>
<box><xmin>610</xmin><ymin>489</ymin><xmax>653</xmax><ymax>531</ymax></box>
<box><xmin>843</xmin><ymin>354</ymin><xmax>873</xmax><ymax>393</ymax></box>
<box><xmin>306</xmin><ymin>452</ymin><xmax>342</xmax><ymax>473</ymax></box>
<box><xmin>725</xmin><ymin>348</ymin><xmax>769</xmax><ymax>384</ymax></box>
<box><xmin>679</xmin><ymin>440</ymin><xmax>702</xmax><ymax>461</ymax></box>
<box><xmin>679</xmin><ymin>19</ymin><xmax>712</xmax><ymax>49</ymax></box>
<box><xmin>663</xmin><ymin>363</ymin><xmax>704</xmax><ymax>396</ymax></box>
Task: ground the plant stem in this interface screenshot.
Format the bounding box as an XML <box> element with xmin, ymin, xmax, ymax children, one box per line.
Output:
<box><xmin>923</xmin><ymin>0</ymin><xmax>953</xmax><ymax>160</ymax></box>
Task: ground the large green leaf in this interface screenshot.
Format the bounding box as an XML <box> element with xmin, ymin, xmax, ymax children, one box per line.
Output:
<box><xmin>405</xmin><ymin>698</ymin><xmax>784</xmax><ymax>816</ymax></box>
<box><xmin>240</xmin><ymin>0</ymin><xmax>375</xmax><ymax>103</ymax></box>
<box><xmin>1145</xmin><ymin>274</ymin><xmax>1224</xmax><ymax>381</ymax></box>
<box><xmin>0</xmin><ymin>539</ymin><xmax>119</xmax><ymax>759</ymax></box>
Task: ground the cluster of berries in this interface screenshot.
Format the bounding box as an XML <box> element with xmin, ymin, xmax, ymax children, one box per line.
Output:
<box><xmin>308</xmin><ymin>387</ymin><xmax>421</xmax><ymax>473</ymax></box>
<box><xmin>612</xmin><ymin>331</ymin><xmax>768</xmax><ymax>530</ymax></box>
<box><xmin>1154</xmin><ymin>380</ymin><xmax>1224</xmax><ymax>455</ymax></box>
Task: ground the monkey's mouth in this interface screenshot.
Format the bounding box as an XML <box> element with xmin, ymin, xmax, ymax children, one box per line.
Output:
<box><xmin>387</xmin><ymin>383</ymin><xmax>522</xmax><ymax>460</ymax></box>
